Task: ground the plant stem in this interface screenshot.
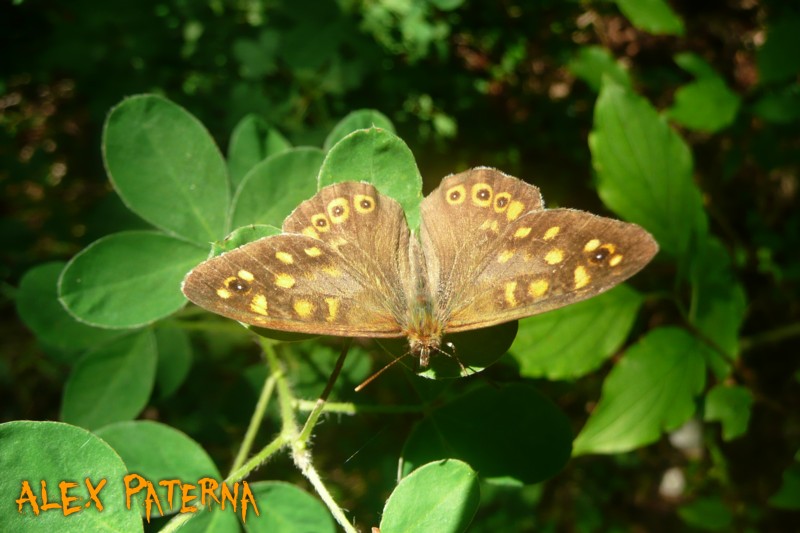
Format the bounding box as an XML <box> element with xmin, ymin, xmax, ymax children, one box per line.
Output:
<box><xmin>740</xmin><ymin>322</ymin><xmax>800</xmax><ymax>352</ymax></box>
<box><xmin>230</xmin><ymin>372</ymin><xmax>276</xmax><ymax>473</ymax></box>
<box><xmin>298</xmin><ymin>339</ymin><xmax>351</xmax><ymax>444</ymax></box>
<box><xmin>293</xmin><ymin>398</ymin><xmax>424</xmax><ymax>415</ymax></box>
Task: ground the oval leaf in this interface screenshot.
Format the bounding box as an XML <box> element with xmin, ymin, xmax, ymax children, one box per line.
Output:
<box><xmin>0</xmin><ymin>420</ymin><xmax>143</xmax><ymax>532</ymax></box>
<box><xmin>614</xmin><ymin>0</ymin><xmax>685</xmax><ymax>36</ymax></box>
<box><xmin>231</xmin><ymin>148</ymin><xmax>325</xmax><ymax>229</ymax></box>
<box><xmin>103</xmin><ymin>94</ymin><xmax>229</xmax><ymax>244</ymax></box>
<box><xmin>703</xmin><ymin>384</ymin><xmax>753</xmax><ymax>441</ymax></box>
<box><xmin>245</xmin><ymin>481</ymin><xmax>335</xmax><ymax>533</ymax></box>
<box><xmin>59</xmin><ymin>231</ymin><xmax>208</xmax><ymax>328</ymax></box>
<box><xmin>401</xmin><ymin>384</ymin><xmax>572</xmax><ymax>484</ymax></box>
<box><xmin>318</xmin><ymin>128</ymin><xmax>423</xmax><ymax>229</ymax></box>
<box><xmin>589</xmin><ymin>83</ymin><xmax>708</xmax><ymax>260</ymax></box>
<box><xmin>381</xmin><ymin>460</ymin><xmax>479</xmax><ymax>533</ymax></box>
<box><xmin>61</xmin><ymin>330</ymin><xmax>157</xmax><ymax>430</ymax></box>
<box><xmin>573</xmin><ymin>327</ymin><xmax>707</xmax><ymax>455</ymax></box>
<box><xmin>17</xmin><ymin>262</ymin><xmax>121</xmax><ymax>355</ymax></box>
<box><xmin>512</xmin><ymin>285</ymin><xmax>643</xmax><ymax>380</ymax></box>
<box><xmin>95</xmin><ymin>421</ymin><xmax>220</xmax><ymax>518</ymax></box>
<box><xmin>323</xmin><ymin>109</ymin><xmax>395</xmax><ymax>151</ymax></box>
<box><xmin>228</xmin><ymin>114</ymin><xmax>291</xmax><ymax>189</ymax></box>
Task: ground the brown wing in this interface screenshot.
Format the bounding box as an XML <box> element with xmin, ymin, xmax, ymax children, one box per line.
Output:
<box><xmin>420</xmin><ymin>168</ymin><xmax>658</xmax><ymax>332</ymax></box>
<box><xmin>182</xmin><ymin>182</ymin><xmax>413</xmax><ymax>337</ymax></box>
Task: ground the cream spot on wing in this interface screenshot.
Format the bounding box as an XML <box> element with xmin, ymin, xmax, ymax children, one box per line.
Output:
<box><xmin>276</xmin><ymin>251</ymin><xmax>294</xmax><ymax>264</ymax></box>
<box><xmin>504</xmin><ymin>281</ymin><xmax>518</xmax><ymax>307</ymax></box>
<box><xmin>574</xmin><ymin>266</ymin><xmax>591</xmax><ymax>289</ymax></box>
<box><xmin>275</xmin><ymin>273</ymin><xmax>296</xmax><ymax>289</ymax></box>
<box><xmin>327</xmin><ymin>197</ymin><xmax>350</xmax><ymax>224</ymax></box>
<box><xmin>446</xmin><ymin>185</ymin><xmax>467</xmax><ymax>205</ymax></box>
<box><xmin>322</xmin><ymin>265</ymin><xmax>342</xmax><ymax>277</ymax></box>
<box><xmin>490</xmin><ymin>220</ymin><xmax>499</xmax><ymax>233</ymax></box>
<box><xmin>250</xmin><ymin>294</ymin><xmax>268</xmax><ymax>316</ymax></box>
<box><xmin>506</xmin><ymin>201</ymin><xmax>524</xmax><ymax>221</ymax></box>
<box><xmin>324</xmin><ymin>297</ymin><xmax>339</xmax><ymax>322</ymax></box>
<box><xmin>304</xmin><ymin>247</ymin><xmax>322</xmax><ymax>257</ymax></box>
<box><xmin>216</xmin><ymin>288</ymin><xmax>231</xmax><ymax>299</ymax></box>
<box><xmin>601</xmin><ymin>243</ymin><xmax>616</xmax><ymax>254</ymax></box>
<box><xmin>514</xmin><ymin>227</ymin><xmax>532</xmax><ymax>239</ymax></box>
<box><xmin>609</xmin><ymin>254</ymin><xmax>624</xmax><ymax>267</ymax></box>
<box><xmin>498</xmin><ymin>249</ymin><xmax>515</xmax><ymax>263</ymax></box>
<box><xmin>479</xmin><ymin>219</ymin><xmax>492</xmax><ymax>231</ymax></box>
<box><xmin>543</xmin><ymin>226</ymin><xmax>560</xmax><ymax>240</ymax></box>
<box><xmin>302</xmin><ymin>226</ymin><xmax>319</xmax><ymax>239</ymax></box>
<box><xmin>329</xmin><ymin>237</ymin><xmax>348</xmax><ymax>249</ymax></box>
<box><xmin>544</xmin><ymin>249</ymin><xmax>564</xmax><ymax>265</ymax></box>
<box><xmin>354</xmin><ymin>194</ymin><xmax>376</xmax><ymax>214</ymax></box>
<box><xmin>528</xmin><ymin>279</ymin><xmax>549</xmax><ymax>298</ymax></box>
<box><xmin>294</xmin><ymin>299</ymin><xmax>314</xmax><ymax>318</ymax></box>
<box><xmin>584</xmin><ymin>238</ymin><xmax>601</xmax><ymax>252</ymax></box>
<box><xmin>471</xmin><ymin>182</ymin><xmax>493</xmax><ymax>207</ymax></box>
<box><xmin>238</xmin><ymin>270</ymin><xmax>254</xmax><ymax>281</ymax></box>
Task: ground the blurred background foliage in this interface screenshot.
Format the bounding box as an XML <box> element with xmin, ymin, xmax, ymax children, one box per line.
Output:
<box><xmin>2</xmin><ymin>0</ymin><xmax>799</xmax><ymax>531</ymax></box>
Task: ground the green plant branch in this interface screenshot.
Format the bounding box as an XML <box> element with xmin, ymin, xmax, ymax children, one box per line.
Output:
<box><xmin>230</xmin><ymin>372</ymin><xmax>277</xmax><ymax>473</ymax></box>
<box><xmin>298</xmin><ymin>338</ymin><xmax>351</xmax><ymax>444</ymax></box>
<box><xmin>740</xmin><ymin>322</ymin><xmax>800</xmax><ymax>352</ymax></box>
<box><xmin>266</xmin><ymin>339</ymin><xmax>360</xmax><ymax>533</ymax></box>
<box><xmin>293</xmin><ymin>398</ymin><xmax>424</xmax><ymax>414</ymax></box>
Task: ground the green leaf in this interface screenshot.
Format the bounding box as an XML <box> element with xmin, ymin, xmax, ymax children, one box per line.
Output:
<box><xmin>228</xmin><ymin>114</ymin><xmax>291</xmax><ymax>190</ymax></box>
<box><xmin>690</xmin><ymin>237</ymin><xmax>747</xmax><ymax>376</ymax></box>
<box><xmin>155</xmin><ymin>328</ymin><xmax>193</xmax><ymax>398</ymax></box>
<box><xmin>614</xmin><ymin>0</ymin><xmax>685</xmax><ymax>36</ymax></box>
<box><xmin>401</xmin><ymin>384</ymin><xmax>572</xmax><ymax>484</ymax></box>
<box><xmin>381</xmin><ymin>460</ymin><xmax>480</xmax><ymax>533</ymax></box>
<box><xmin>59</xmin><ymin>231</ymin><xmax>207</xmax><ymax>328</ymax></box>
<box><xmin>512</xmin><ymin>285</ymin><xmax>643</xmax><ymax>380</ymax></box>
<box><xmin>318</xmin><ymin>128</ymin><xmax>423</xmax><ymax>229</ymax></box>
<box><xmin>103</xmin><ymin>95</ymin><xmax>230</xmax><ymax>244</ymax></box>
<box><xmin>231</xmin><ymin>148</ymin><xmax>325</xmax><ymax>230</ymax></box>
<box><xmin>590</xmin><ymin>82</ymin><xmax>708</xmax><ymax>260</ymax></box>
<box><xmin>568</xmin><ymin>46</ymin><xmax>632</xmax><ymax>92</ymax></box>
<box><xmin>0</xmin><ymin>420</ymin><xmax>143</xmax><ymax>532</ymax></box>
<box><xmin>94</xmin><ymin>421</ymin><xmax>220</xmax><ymax>518</ymax></box>
<box><xmin>573</xmin><ymin>327</ymin><xmax>707</xmax><ymax>455</ymax></box>
<box><xmin>753</xmin><ymin>85</ymin><xmax>800</xmax><ymax>124</ymax></box>
<box><xmin>667</xmin><ymin>54</ymin><xmax>741</xmax><ymax>132</ymax></box>
<box><xmin>757</xmin><ymin>15</ymin><xmax>800</xmax><ymax>84</ymax></box>
<box><xmin>379</xmin><ymin>321</ymin><xmax>517</xmax><ymax>381</ymax></box>
<box><xmin>282</xmin><ymin>341</ymin><xmax>372</xmax><ymax>401</ymax></box>
<box><xmin>16</xmin><ymin>262</ymin><xmax>121</xmax><ymax>355</ymax></box>
<box><xmin>769</xmin><ymin>458</ymin><xmax>800</xmax><ymax>510</ymax></box>
<box><xmin>323</xmin><ymin>109</ymin><xmax>396</xmax><ymax>151</ymax></box>
<box><xmin>678</xmin><ymin>495</ymin><xmax>734</xmax><ymax>531</ymax></box>
<box><xmin>211</xmin><ymin>225</ymin><xmax>282</xmax><ymax>256</ymax></box>
<box><xmin>704</xmin><ymin>384</ymin><xmax>753</xmax><ymax>441</ymax></box>
<box><xmin>245</xmin><ymin>481</ymin><xmax>335</xmax><ymax>533</ymax></box>
<box><xmin>61</xmin><ymin>330</ymin><xmax>157</xmax><ymax>430</ymax></box>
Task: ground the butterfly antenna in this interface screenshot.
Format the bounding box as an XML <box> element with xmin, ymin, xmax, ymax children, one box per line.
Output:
<box><xmin>355</xmin><ymin>351</ymin><xmax>412</xmax><ymax>392</ymax></box>
<box><xmin>436</xmin><ymin>341</ymin><xmax>472</xmax><ymax>377</ymax></box>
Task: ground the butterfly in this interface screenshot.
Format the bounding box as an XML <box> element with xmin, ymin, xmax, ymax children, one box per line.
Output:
<box><xmin>182</xmin><ymin>168</ymin><xmax>658</xmax><ymax>371</ymax></box>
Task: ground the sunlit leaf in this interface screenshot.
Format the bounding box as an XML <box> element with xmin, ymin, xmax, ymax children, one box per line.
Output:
<box><xmin>704</xmin><ymin>384</ymin><xmax>753</xmax><ymax>441</ymax></box>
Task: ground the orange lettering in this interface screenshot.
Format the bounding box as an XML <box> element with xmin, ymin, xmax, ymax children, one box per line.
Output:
<box><xmin>59</xmin><ymin>481</ymin><xmax>80</xmax><ymax>516</ymax></box>
<box><xmin>220</xmin><ymin>481</ymin><xmax>237</xmax><ymax>511</ymax></box>
<box><xmin>142</xmin><ymin>482</ymin><xmax>164</xmax><ymax>523</ymax></box>
<box><xmin>198</xmin><ymin>478</ymin><xmax>220</xmax><ymax>507</ymax></box>
<box><xmin>123</xmin><ymin>474</ymin><xmax>146</xmax><ymax>509</ymax></box>
<box><xmin>240</xmin><ymin>481</ymin><xmax>259</xmax><ymax>523</ymax></box>
<box><xmin>159</xmin><ymin>479</ymin><xmax>180</xmax><ymax>510</ymax></box>
<box><xmin>85</xmin><ymin>478</ymin><xmax>105</xmax><ymax>510</ymax></box>
<box><xmin>40</xmin><ymin>480</ymin><xmax>61</xmax><ymax>511</ymax></box>
<box><xmin>16</xmin><ymin>481</ymin><xmax>40</xmax><ymax>515</ymax></box>
<box><xmin>180</xmin><ymin>483</ymin><xmax>197</xmax><ymax>513</ymax></box>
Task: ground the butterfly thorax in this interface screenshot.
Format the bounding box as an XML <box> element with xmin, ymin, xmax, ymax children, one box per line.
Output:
<box><xmin>403</xmin><ymin>294</ymin><xmax>443</xmax><ymax>369</ymax></box>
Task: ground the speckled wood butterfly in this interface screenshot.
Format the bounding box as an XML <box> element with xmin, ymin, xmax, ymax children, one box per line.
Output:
<box><xmin>182</xmin><ymin>168</ymin><xmax>658</xmax><ymax>369</ymax></box>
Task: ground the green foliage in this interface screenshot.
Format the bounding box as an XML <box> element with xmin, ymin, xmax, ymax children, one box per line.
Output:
<box><xmin>4</xmin><ymin>1</ymin><xmax>799</xmax><ymax>531</ymax></box>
